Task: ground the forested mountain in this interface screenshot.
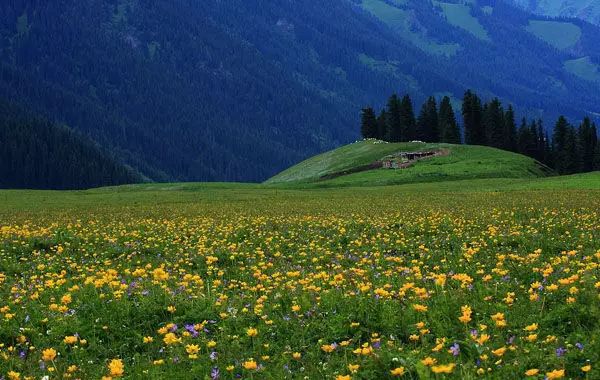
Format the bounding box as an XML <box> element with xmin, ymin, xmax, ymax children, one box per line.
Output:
<box><xmin>1</xmin><ymin>0</ymin><xmax>599</xmax><ymax>183</ymax></box>
<box><xmin>0</xmin><ymin>101</ymin><xmax>144</xmax><ymax>189</ymax></box>
<box><xmin>508</xmin><ymin>0</ymin><xmax>600</xmax><ymax>25</ymax></box>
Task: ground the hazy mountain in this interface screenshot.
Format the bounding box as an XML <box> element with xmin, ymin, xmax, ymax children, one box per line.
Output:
<box><xmin>1</xmin><ymin>0</ymin><xmax>599</xmax><ymax>183</ymax></box>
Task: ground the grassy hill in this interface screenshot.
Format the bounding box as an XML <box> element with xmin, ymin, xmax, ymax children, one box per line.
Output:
<box><xmin>266</xmin><ymin>140</ymin><xmax>552</xmax><ymax>187</ymax></box>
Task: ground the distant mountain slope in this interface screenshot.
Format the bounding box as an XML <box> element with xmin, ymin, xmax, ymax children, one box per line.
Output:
<box><xmin>509</xmin><ymin>0</ymin><xmax>600</xmax><ymax>26</ymax></box>
<box><xmin>0</xmin><ymin>0</ymin><xmax>599</xmax><ymax>182</ymax></box>
<box><xmin>0</xmin><ymin>101</ymin><xmax>144</xmax><ymax>190</ymax></box>
<box><xmin>266</xmin><ymin>140</ymin><xmax>552</xmax><ymax>186</ymax></box>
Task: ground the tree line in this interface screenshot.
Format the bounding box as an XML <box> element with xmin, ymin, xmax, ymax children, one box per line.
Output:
<box><xmin>0</xmin><ymin>100</ymin><xmax>144</xmax><ymax>190</ymax></box>
<box><xmin>361</xmin><ymin>90</ymin><xmax>599</xmax><ymax>174</ymax></box>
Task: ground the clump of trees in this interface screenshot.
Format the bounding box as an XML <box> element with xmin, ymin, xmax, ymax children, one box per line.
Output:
<box><xmin>361</xmin><ymin>90</ymin><xmax>599</xmax><ymax>175</ymax></box>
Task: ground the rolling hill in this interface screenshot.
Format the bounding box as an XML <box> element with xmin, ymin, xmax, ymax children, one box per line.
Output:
<box><xmin>266</xmin><ymin>139</ymin><xmax>553</xmax><ymax>187</ymax></box>
<box><xmin>0</xmin><ymin>0</ymin><xmax>599</xmax><ymax>184</ymax></box>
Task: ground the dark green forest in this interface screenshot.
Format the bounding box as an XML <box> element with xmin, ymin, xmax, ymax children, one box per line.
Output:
<box><xmin>1</xmin><ymin>0</ymin><xmax>600</xmax><ymax>185</ymax></box>
<box><xmin>361</xmin><ymin>90</ymin><xmax>599</xmax><ymax>174</ymax></box>
<box><xmin>0</xmin><ymin>101</ymin><xmax>143</xmax><ymax>189</ymax></box>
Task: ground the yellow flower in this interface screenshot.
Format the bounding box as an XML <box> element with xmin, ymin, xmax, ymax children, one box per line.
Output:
<box><xmin>186</xmin><ymin>344</ymin><xmax>200</xmax><ymax>355</ymax></box>
<box><xmin>524</xmin><ymin>323</ymin><xmax>538</xmax><ymax>331</ymax></box>
<box><xmin>42</xmin><ymin>348</ymin><xmax>57</xmax><ymax>361</ymax></box>
<box><xmin>63</xmin><ymin>335</ymin><xmax>78</xmax><ymax>345</ymax></box>
<box><xmin>545</xmin><ymin>369</ymin><xmax>565</xmax><ymax>379</ymax></box>
<box><xmin>431</xmin><ymin>363</ymin><xmax>455</xmax><ymax>374</ymax></box>
<box><xmin>491</xmin><ymin>347</ymin><xmax>506</xmax><ymax>357</ymax></box>
<box><xmin>412</xmin><ymin>304</ymin><xmax>428</xmax><ymax>312</ymax></box>
<box><xmin>207</xmin><ymin>340</ymin><xmax>217</xmax><ymax>348</ymax></box>
<box><xmin>108</xmin><ymin>359</ymin><xmax>124</xmax><ymax>377</ymax></box>
<box><xmin>582</xmin><ymin>365</ymin><xmax>591</xmax><ymax>372</ymax></box>
<box><xmin>459</xmin><ymin>305</ymin><xmax>472</xmax><ymax>324</ymax></box>
<box><xmin>167</xmin><ymin>305</ymin><xmax>176</xmax><ymax>313</ymax></box>
<box><xmin>243</xmin><ymin>360</ymin><xmax>258</xmax><ymax>370</ymax></box>
<box><xmin>390</xmin><ymin>366</ymin><xmax>405</xmax><ymax>376</ymax></box>
<box><xmin>246</xmin><ymin>327</ymin><xmax>258</xmax><ymax>337</ymax></box>
<box><xmin>292</xmin><ymin>305</ymin><xmax>301</xmax><ymax>312</ymax></box>
<box><xmin>321</xmin><ymin>344</ymin><xmax>336</xmax><ymax>353</ymax></box>
<box><xmin>163</xmin><ymin>333</ymin><xmax>180</xmax><ymax>345</ymax></box>
<box><xmin>421</xmin><ymin>357</ymin><xmax>436</xmax><ymax>366</ymax></box>
<box><xmin>336</xmin><ymin>376</ymin><xmax>351</xmax><ymax>380</ymax></box>
<box><xmin>525</xmin><ymin>369</ymin><xmax>539</xmax><ymax>376</ymax></box>
<box><xmin>292</xmin><ymin>352</ymin><xmax>302</xmax><ymax>360</ymax></box>
<box><xmin>143</xmin><ymin>336</ymin><xmax>153</xmax><ymax>343</ymax></box>
<box><xmin>7</xmin><ymin>371</ymin><xmax>20</xmax><ymax>380</ymax></box>
<box><xmin>348</xmin><ymin>364</ymin><xmax>360</xmax><ymax>373</ymax></box>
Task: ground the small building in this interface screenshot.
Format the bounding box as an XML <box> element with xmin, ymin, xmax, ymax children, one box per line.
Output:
<box><xmin>381</xmin><ymin>151</ymin><xmax>437</xmax><ymax>169</ymax></box>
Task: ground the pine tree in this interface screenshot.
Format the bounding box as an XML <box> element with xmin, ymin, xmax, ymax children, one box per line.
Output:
<box><xmin>376</xmin><ymin>109</ymin><xmax>388</xmax><ymax>140</ymax></box>
<box><xmin>416</xmin><ymin>96</ymin><xmax>439</xmax><ymax>142</ymax></box>
<box><xmin>553</xmin><ymin>116</ymin><xmax>579</xmax><ymax>174</ymax></box>
<box><xmin>503</xmin><ymin>105</ymin><xmax>517</xmax><ymax>152</ymax></box>
<box><xmin>400</xmin><ymin>95</ymin><xmax>416</xmax><ymax>142</ymax></box>
<box><xmin>438</xmin><ymin>96</ymin><xmax>461</xmax><ymax>144</ymax></box>
<box><xmin>578</xmin><ymin>117</ymin><xmax>598</xmax><ymax>172</ymax></box>
<box><xmin>386</xmin><ymin>94</ymin><xmax>402</xmax><ymax>142</ymax></box>
<box><xmin>483</xmin><ymin>98</ymin><xmax>504</xmax><ymax>149</ymax></box>
<box><xmin>360</xmin><ymin>107</ymin><xmax>378</xmax><ymax>139</ymax></box>
<box><xmin>536</xmin><ymin>120</ymin><xmax>546</xmax><ymax>162</ymax></box>
<box><xmin>517</xmin><ymin>118</ymin><xmax>533</xmax><ymax>156</ymax></box>
<box><xmin>462</xmin><ymin>90</ymin><xmax>484</xmax><ymax>145</ymax></box>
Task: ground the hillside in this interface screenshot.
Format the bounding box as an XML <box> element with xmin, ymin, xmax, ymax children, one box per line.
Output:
<box><xmin>266</xmin><ymin>140</ymin><xmax>552</xmax><ymax>186</ymax></box>
<box><xmin>1</xmin><ymin>1</ymin><xmax>599</xmax><ymax>182</ymax></box>
<box><xmin>0</xmin><ymin>101</ymin><xmax>144</xmax><ymax>190</ymax></box>
<box><xmin>509</xmin><ymin>0</ymin><xmax>600</xmax><ymax>26</ymax></box>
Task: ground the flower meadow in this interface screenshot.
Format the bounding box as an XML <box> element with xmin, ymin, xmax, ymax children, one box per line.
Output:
<box><xmin>0</xmin><ymin>188</ymin><xmax>599</xmax><ymax>379</ymax></box>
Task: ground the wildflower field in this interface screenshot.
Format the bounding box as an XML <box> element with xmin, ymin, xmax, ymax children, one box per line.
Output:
<box><xmin>1</xmin><ymin>181</ymin><xmax>599</xmax><ymax>379</ymax></box>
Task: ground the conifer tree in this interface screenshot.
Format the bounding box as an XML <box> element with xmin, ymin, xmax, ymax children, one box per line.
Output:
<box><xmin>553</xmin><ymin>116</ymin><xmax>579</xmax><ymax>174</ymax></box>
<box><xmin>360</xmin><ymin>107</ymin><xmax>378</xmax><ymax>139</ymax></box>
<box><xmin>462</xmin><ymin>90</ymin><xmax>484</xmax><ymax>145</ymax></box>
<box><xmin>386</xmin><ymin>94</ymin><xmax>403</xmax><ymax>142</ymax></box>
<box><xmin>438</xmin><ymin>96</ymin><xmax>461</xmax><ymax>144</ymax></box>
<box><xmin>578</xmin><ymin>117</ymin><xmax>598</xmax><ymax>172</ymax></box>
<box><xmin>376</xmin><ymin>109</ymin><xmax>388</xmax><ymax>140</ymax></box>
<box><xmin>517</xmin><ymin>118</ymin><xmax>533</xmax><ymax>156</ymax></box>
<box><xmin>483</xmin><ymin>98</ymin><xmax>504</xmax><ymax>149</ymax></box>
<box><xmin>503</xmin><ymin>105</ymin><xmax>517</xmax><ymax>152</ymax></box>
<box><xmin>400</xmin><ymin>95</ymin><xmax>416</xmax><ymax>142</ymax></box>
<box><xmin>416</xmin><ymin>96</ymin><xmax>439</xmax><ymax>142</ymax></box>
<box><xmin>536</xmin><ymin>120</ymin><xmax>546</xmax><ymax>162</ymax></box>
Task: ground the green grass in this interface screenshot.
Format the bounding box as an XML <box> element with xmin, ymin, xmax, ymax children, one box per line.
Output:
<box><xmin>360</xmin><ymin>0</ymin><xmax>460</xmax><ymax>56</ymax></box>
<box><xmin>526</xmin><ymin>20</ymin><xmax>582</xmax><ymax>50</ymax></box>
<box><xmin>434</xmin><ymin>1</ymin><xmax>491</xmax><ymax>41</ymax></box>
<box><xmin>564</xmin><ymin>56</ymin><xmax>600</xmax><ymax>82</ymax></box>
<box><xmin>266</xmin><ymin>140</ymin><xmax>552</xmax><ymax>187</ymax></box>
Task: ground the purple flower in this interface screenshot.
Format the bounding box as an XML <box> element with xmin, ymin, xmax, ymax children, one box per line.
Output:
<box><xmin>169</xmin><ymin>324</ymin><xmax>178</xmax><ymax>332</ymax></box>
<box><xmin>210</xmin><ymin>351</ymin><xmax>218</xmax><ymax>361</ymax></box>
<box><xmin>450</xmin><ymin>343</ymin><xmax>460</xmax><ymax>356</ymax></box>
<box><xmin>575</xmin><ymin>343</ymin><xmax>584</xmax><ymax>350</ymax></box>
<box><xmin>211</xmin><ymin>367</ymin><xmax>220</xmax><ymax>380</ymax></box>
<box><xmin>185</xmin><ymin>324</ymin><xmax>199</xmax><ymax>337</ymax></box>
<box><xmin>507</xmin><ymin>336</ymin><xmax>515</xmax><ymax>345</ymax></box>
<box><xmin>372</xmin><ymin>341</ymin><xmax>381</xmax><ymax>349</ymax></box>
<box><xmin>556</xmin><ymin>347</ymin><xmax>567</xmax><ymax>357</ymax></box>
<box><xmin>470</xmin><ymin>329</ymin><xmax>478</xmax><ymax>337</ymax></box>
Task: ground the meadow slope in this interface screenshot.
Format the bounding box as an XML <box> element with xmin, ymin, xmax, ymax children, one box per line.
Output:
<box><xmin>0</xmin><ymin>174</ymin><xmax>599</xmax><ymax>379</ymax></box>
